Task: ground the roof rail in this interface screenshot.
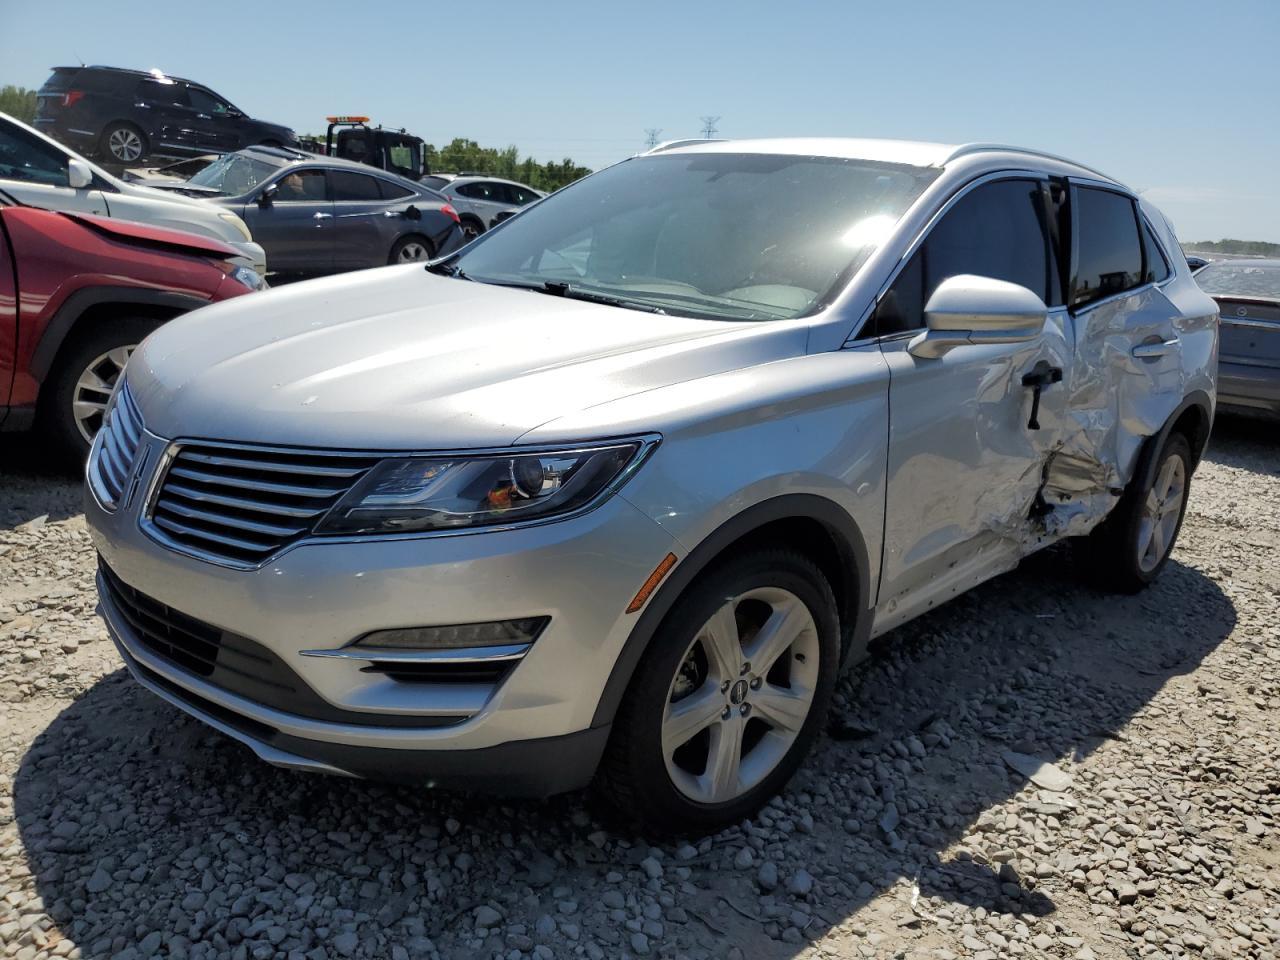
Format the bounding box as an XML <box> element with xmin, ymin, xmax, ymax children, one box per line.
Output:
<box><xmin>944</xmin><ymin>142</ymin><xmax>1120</xmax><ymax>184</ymax></box>
<box><xmin>644</xmin><ymin>138</ymin><xmax>726</xmax><ymax>155</ymax></box>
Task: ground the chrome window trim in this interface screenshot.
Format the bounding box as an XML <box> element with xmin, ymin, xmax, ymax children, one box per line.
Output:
<box><xmin>842</xmin><ymin>168</ymin><xmax>1054</xmax><ymax>345</ymax></box>
<box><xmin>300</xmin><ymin>643</ymin><xmax>532</xmax><ymax>664</ymax></box>
<box><xmin>138</xmin><ymin>433</ymin><xmax>662</xmax><ymax>571</ymax></box>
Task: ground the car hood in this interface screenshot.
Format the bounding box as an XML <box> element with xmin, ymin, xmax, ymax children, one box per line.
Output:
<box><xmin>128</xmin><ymin>266</ymin><xmax>808</xmax><ymax>449</ymax></box>
<box><xmin>66</xmin><ymin>212</ymin><xmax>240</xmax><ymax>259</ymax></box>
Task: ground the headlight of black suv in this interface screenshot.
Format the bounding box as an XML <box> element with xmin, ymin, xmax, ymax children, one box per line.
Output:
<box><xmin>316</xmin><ymin>439</ymin><xmax>655</xmax><ymax>536</ymax></box>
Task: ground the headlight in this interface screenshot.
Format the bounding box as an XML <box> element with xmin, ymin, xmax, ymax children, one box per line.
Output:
<box><xmin>230</xmin><ymin>264</ymin><xmax>267</xmax><ymax>291</ymax></box>
<box><xmin>217</xmin><ymin>211</ymin><xmax>253</xmax><ymax>242</ymax></box>
<box><xmin>316</xmin><ymin>440</ymin><xmax>653</xmax><ymax>536</ymax></box>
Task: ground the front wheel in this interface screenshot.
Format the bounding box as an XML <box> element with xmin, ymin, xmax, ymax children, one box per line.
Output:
<box><xmin>597</xmin><ymin>549</ymin><xmax>840</xmax><ymax>834</ymax></box>
<box><xmin>38</xmin><ymin>318</ymin><xmax>158</xmax><ymax>463</ymax></box>
<box><xmin>1084</xmin><ymin>432</ymin><xmax>1192</xmax><ymax>593</ymax></box>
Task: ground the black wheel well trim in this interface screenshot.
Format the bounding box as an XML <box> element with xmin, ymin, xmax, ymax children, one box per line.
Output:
<box><xmin>30</xmin><ymin>286</ymin><xmax>206</xmax><ymax>383</ymax></box>
<box><xmin>1132</xmin><ymin>390</ymin><xmax>1214</xmax><ymax>492</ymax></box>
<box><xmin>589</xmin><ymin>493</ymin><xmax>873</xmax><ymax>729</ymax></box>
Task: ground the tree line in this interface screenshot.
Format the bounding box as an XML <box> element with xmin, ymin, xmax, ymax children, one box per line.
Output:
<box><xmin>0</xmin><ymin>85</ymin><xmax>37</xmax><ymax>123</ymax></box>
<box><xmin>1183</xmin><ymin>239</ymin><xmax>1280</xmax><ymax>258</ymax></box>
<box><xmin>425</xmin><ymin>139</ymin><xmax>591</xmax><ymax>193</ymax></box>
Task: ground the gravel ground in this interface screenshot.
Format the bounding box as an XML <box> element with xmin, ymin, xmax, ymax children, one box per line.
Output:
<box><xmin>0</xmin><ymin>419</ymin><xmax>1276</xmax><ymax>960</ymax></box>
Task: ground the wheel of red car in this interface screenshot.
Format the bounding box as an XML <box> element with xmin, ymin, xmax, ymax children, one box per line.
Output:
<box><xmin>39</xmin><ymin>318</ymin><xmax>158</xmax><ymax>463</ymax></box>
<box><xmin>597</xmin><ymin>548</ymin><xmax>840</xmax><ymax>834</ymax></box>
<box><xmin>101</xmin><ymin>122</ymin><xmax>148</xmax><ymax>164</ymax></box>
<box><xmin>389</xmin><ymin>235</ymin><xmax>434</xmax><ymax>264</ymax></box>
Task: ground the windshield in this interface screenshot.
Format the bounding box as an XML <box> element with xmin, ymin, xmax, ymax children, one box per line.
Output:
<box><xmin>1194</xmin><ymin>260</ymin><xmax>1280</xmax><ymax>300</ymax></box>
<box><xmin>451</xmin><ymin>152</ymin><xmax>938</xmax><ymax>321</ymax></box>
<box><xmin>186</xmin><ymin>153</ymin><xmax>279</xmax><ymax>196</ymax></box>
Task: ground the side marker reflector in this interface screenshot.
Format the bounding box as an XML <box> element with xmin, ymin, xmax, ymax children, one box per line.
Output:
<box><xmin>626</xmin><ymin>552</ymin><xmax>678</xmax><ymax>614</ymax></box>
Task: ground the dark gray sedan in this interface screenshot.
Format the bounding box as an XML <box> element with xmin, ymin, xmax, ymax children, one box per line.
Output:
<box><xmin>1194</xmin><ymin>258</ymin><xmax>1280</xmax><ymax>420</ymax></box>
<box><xmin>162</xmin><ymin>146</ymin><xmax>465</xmax><ymax>277</ymax></box>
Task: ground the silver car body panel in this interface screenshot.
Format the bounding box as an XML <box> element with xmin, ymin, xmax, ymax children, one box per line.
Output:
<box><xmin>86</xmin><ymin>137</ymin><xmax>1219</xmax><ymax>777</ymax></box>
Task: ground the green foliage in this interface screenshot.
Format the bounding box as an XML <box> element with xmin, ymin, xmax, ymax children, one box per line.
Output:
<box><xmin>1184</xmin><ymin>239</ymin><xmax>1280</xmax><ymax>257</ymax></box>
<box><xmin>0</xmin><ymin>85</ymin><xmax>38</xmax><ymax>124</ymax></box>
<box><xmin>425</xmin><ymin>138</ymin><xmax>592</xmax><ymax>193</ymax></box>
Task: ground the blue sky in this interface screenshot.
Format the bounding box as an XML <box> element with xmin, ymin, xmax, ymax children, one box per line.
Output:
<box><xmin>2</xmin><ymin>0</ymin><xmax>1277</xmax><ymax>242</ymax></box>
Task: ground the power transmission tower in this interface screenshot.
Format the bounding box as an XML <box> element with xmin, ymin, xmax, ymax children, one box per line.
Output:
<box><xmin>699</xmin><ymin>115</ymin><xmax>721</xmax><ymax>139</ymax></box>
<box><xmin>644</xmin><ymin>128</ymin><xmax>662</xmax><ymax>149</ymax></box>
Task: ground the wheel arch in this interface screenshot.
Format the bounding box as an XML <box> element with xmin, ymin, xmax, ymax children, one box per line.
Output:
<box><xmin>31</xmin><ymin>286</ymin><xmax>206</xmax><ymax>385</ymax></box>
<box><xmin>1131</xmin><ymin>389</ymin><xmax>1214</xmax><ymax>492</ymax></box>
<box><xmin>590</xmin><ymin>493</ymin><xmax>874</xmax><ymax>729</ymax></box>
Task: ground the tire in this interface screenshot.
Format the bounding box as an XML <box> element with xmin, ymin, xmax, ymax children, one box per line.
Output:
<box><xmin>38</xmin><ymin>318</ymin><xmax>159</xmax><ymax>464</ymax></box>
<box><xmin>1083</xmin><ymin>432</ymin><xmax>1193</xmax><ymax>593</ymax></box>
<box><xmin>596</xmin><ymin>548</ymin><xmax>840</xmax><ymax>834</ymax></box>
<box><xmin>389</xmin><ymin>235</ymin><xmax>435</xmax><ymax>265</ymax></box>
<box><xmin>459</xmin><ymin>217</ymin><xmax>485</xmax><ymax>241</ymax></box>
<box><xmin>100</xmin><ymin>122</ymin><xmax>148</xmax><ymax>164</ymax></box>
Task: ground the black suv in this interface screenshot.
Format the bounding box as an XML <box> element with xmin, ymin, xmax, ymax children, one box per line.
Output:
<box><xmin>34</xmin><ymin>66</ymin><xmax>298</xmax><ymax>165</ymax></box>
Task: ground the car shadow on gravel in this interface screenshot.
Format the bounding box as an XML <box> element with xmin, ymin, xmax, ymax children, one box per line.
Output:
<box><xmin>1201</xmin><ymin>414</ymin><xmax>1280</xmax><ymax>471</ymax></box>
<box><xmin>12</xmin><ymin>540</ymin><xmax>1237</xmax><ymax>959</ymax></box>
<box><xmin>0</xmin><ymin>434</ymin><xmax>83</xmax><ymax>529</ymax></box>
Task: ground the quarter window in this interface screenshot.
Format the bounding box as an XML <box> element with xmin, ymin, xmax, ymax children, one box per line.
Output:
<box><xmin>1141</xmin><ymin>220</ymin><xmax>1170</xmax><ymax>283</ymax></box>
<box><xmin>378</xmin><ymin>179</ymin><xmax>415</xmax><ymax>200</ymax></box>
<box><xmin>876</xmin><ymin>178</ymin><xmax>1056</xmax><ymax>336</ymax></box>
<box><xmin>1072</xmin><ymin>187</ymin><xmax>1143</xmax><ymax>309</ymax></box>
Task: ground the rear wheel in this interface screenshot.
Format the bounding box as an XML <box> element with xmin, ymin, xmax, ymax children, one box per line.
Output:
<box><xmin>597</xmin><ymin>549</ymin><xmax>840</xmax><ymax>834</ymax></box>
<box><xmin>101</xmin><ymin>122</ymin><xmax>147</xmax><ymax>163</ymax></box>
<box><xmin>389</xmin><ymin>235</ymin><xmax>434</xmax><ymax>264</ymax></box>
<box><xmin>1084</xmin><ymin>433</ymin><xmax>1192</xmax><ymax>592</ymax></box>
<box><xmin>38</xmin><ymin>318</ymin><xmax>159</xmax><ymax>463</ymax></box>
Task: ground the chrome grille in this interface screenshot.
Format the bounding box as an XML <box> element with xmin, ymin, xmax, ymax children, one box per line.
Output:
<box><xmin>147</xmin><ymin>443</ymin><xmax>380</xmax><ymax>566</ymax></box>
<box><xmin>88</xmin><ymin>383</ymin><xmax>144</xmax><ymax>509</ymax></box>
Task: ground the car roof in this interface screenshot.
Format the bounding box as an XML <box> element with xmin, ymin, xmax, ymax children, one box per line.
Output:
<box><xmin>57</xmin><ymin>64</ymin><xmax>199</xmax><ymax>86</ymax></box>
<box><xmin>236</xmin><ymin>146</ymin><xmax>435</xmax><ymax>194</ymax></box>
<box><xmin>646</xmin><ymin>137</ymin><xmax>1122</xmax><ymax>187</ymax></box>
<box><xmin>446</xmin><ymin>175</ymin><xmax>542</xmax><ymax>191</ymax></box>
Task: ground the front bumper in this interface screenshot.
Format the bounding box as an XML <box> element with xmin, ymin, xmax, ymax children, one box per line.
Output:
<box><xmin>87</xmin><ymin>430</ymin><xmax>681</xmax><ymax>793</ymax></box>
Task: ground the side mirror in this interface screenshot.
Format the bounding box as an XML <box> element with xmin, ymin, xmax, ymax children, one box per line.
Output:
<box><xmin>907</xmin><ymin>274</ymin><xmax>1048</xmax><ymax>359</ymax></box>
<box><xmin>258</xmin><ymin>182</ymin><xmax>278</xmax><ymax>207</ymax></box>
<box><xmin>404</xmin><ymin>204</ymin><xmax>421</xmax><ymax>221</ymax></box>
<box><xmin>67</xmin><ymin>159</ymin><xmax>92</xmax><ymax>190</ymax></box>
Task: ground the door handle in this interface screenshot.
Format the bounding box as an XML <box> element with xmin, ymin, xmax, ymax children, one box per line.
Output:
<box><xmin>313</xmin><ymin>212</ymin><xmax>332</xmax><ymax>220</ymax></box>
<box><xmin>1020</xmin><ymin>360</ymin><xmax>1063</xmax><ymax>431</ymax></box>
<box><xmin>1131</xmin><ymin>339</ymin><xmax>1176</xmax><ymax>360</ymax></box>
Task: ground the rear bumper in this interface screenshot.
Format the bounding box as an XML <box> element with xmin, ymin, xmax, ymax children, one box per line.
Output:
<box><xmin>1218</xmin><ymin>361</ymin><xmax>1280</xmax><ymax>418</ymax></box>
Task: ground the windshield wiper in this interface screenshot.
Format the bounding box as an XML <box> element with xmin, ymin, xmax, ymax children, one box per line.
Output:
<box><xmin>426</xmin><ymin>260</ymin><xmax>469</xmax><ymax>280</ymax></box>
<box><xmin>539</xmin><ymin>281</ymin><xmax>666</xmax><ymax>314</ymax></box>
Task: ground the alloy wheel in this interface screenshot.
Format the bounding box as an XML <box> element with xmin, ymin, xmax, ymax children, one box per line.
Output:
<box><xmin>1136</xmin><ymin>454</ymin><xmax>1186</xmax><ymax>572</ymax></box>
<box><xmin>108</xmin><ymin>128</ymin><xmax>143</xmax><ymax>163</ymax></box>
<box><xmin>397</xmin><ymin>240</ymin><xmax>431</xmax><ymax>262</ymax></box>
<box><xmin>662</xmin><ymin>587</ymin><xmax>820</xmax><ymax>804</ymax></box>
<box><xmin>72</xmin><ymin>345</ymin><xmax>133</xmax><ymax>443</ymax></box>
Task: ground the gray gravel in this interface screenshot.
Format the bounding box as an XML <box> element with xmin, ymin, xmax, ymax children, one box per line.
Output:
<box><xmin>0</xmin><ymin>419</ymin><xmax>1277</xmax><ymax>960</ymax></box>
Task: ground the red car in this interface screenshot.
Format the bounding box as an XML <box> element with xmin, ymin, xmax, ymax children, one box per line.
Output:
<box><xmin>0</xmin><ymin>188</ymin><xmax>261</xmax><ymax>460</ymax></box>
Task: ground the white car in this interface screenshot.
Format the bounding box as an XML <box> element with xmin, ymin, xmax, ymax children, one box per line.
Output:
<box><xmin>421</xmin><ymin>173</ymin><xmax>544</xmax><ymax>239</ymax></box>
<box><xmin>0</xmin><ymin>112</ymin><xmax>265</xmax><ymax>276</ymax></box>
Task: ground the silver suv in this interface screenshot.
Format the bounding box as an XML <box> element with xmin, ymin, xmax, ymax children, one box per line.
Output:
<box><xmin>421</xmin><ymin>173</ymin><xmax>544</xmax><ymax>238</ymax></box>
<box><xmin>86</xmin><ymin>138</ymin><xmax>1217</xmax><ymax>833</ymax></box>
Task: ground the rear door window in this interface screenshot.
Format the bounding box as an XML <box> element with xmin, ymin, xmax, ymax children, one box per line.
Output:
<box><xmin>876</xmin><ymin>178</ymin><xmax>1055</xmax><ymax>336</ymax></box>
<box><xmin>1072</xmin><ymin>187</ymin><xmax>1143</xmax><ymax>309</ymax></box>
<box><xmin>330</xmin><ymin>170</ymin><xmax>384</xmax><ymax>202</ymax></box>
<box><xmin>136</xmin><ymin>79</ymin><xmax>188</xmax><ymax>106</ymax></box>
